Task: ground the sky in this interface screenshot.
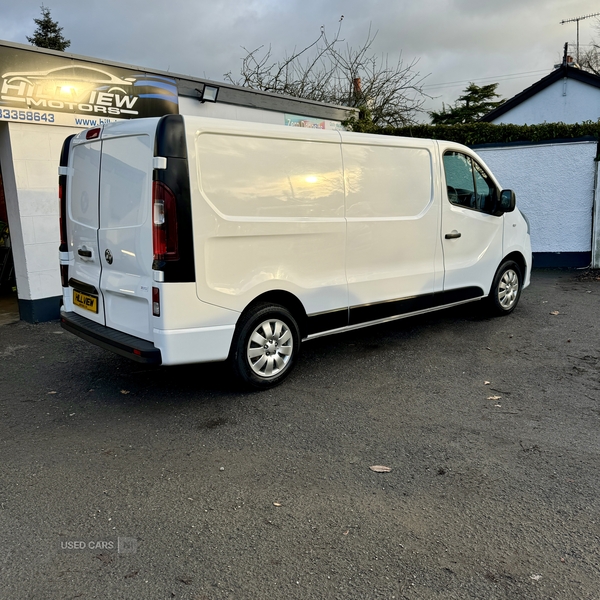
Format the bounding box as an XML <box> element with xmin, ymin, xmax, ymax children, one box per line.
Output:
<box><xmin>1</xmin><ymin>0</ymin><xmax>599</xmax><ymax>120</ymax></box>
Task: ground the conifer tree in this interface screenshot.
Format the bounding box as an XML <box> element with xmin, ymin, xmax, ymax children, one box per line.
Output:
<box><xmin>429</xmin><ymin>83</ymin><xmax>503</xmax><ymax>124</ymax></box>
<box><xmin>26</xmin><ymin>5</ymin><xmax>70</xmax><ymax>51</ymax></box>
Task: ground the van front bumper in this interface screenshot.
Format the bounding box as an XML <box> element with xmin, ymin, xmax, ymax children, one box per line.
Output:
<box><xmin>61</xmin><ymin>311</ymin><xmax>162</xmax><ymax>364</ymax></box>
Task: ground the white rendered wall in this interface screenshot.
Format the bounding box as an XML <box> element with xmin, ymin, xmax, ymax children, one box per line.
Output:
<box><xmin>0</xmin><ymin>122</ymin><xmax>81</xmax><ymax>301</ymax></box>
<box><xmin>477</xmin><ymin>141</ymin><xmax>596</xmax><ymax>253</ymax></box>
<box><xmin>491</xmin><ymin>78</ymin><xmax>600</xmax><ymax>125</ymax></box>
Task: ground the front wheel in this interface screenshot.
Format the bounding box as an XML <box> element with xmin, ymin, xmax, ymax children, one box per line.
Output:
<box><xmin>229</xmin><ymin>303</ymin><xmax>300</xmax><ymax>389</ymax></box>
<box><xmin>486</xmin><ymin>260</ymin><xmax>522</xmax><ymax>316</ymax></box>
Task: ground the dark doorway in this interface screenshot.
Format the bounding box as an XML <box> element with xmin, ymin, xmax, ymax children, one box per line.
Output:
<box><xmin>0</xmin><ymin>166</ymin><xmax>19</xmax><ymax>325</ymax></box>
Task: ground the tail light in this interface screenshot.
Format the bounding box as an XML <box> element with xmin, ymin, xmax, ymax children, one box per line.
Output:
<box><xmin>152</xmin><ymin>181</ymin><xmax>179</xmax><ymax>261</ymax></box>
<box><xmin>58</xmin><ymin>134</ymin><xmax>75</xmax><ymax>288</ymax></box>
<box><xmin>58</xmin><ymin>179</ymin><xmax>67</xmax><ymax>248</ymax></box>
<box><xmin>152</xmin><ymin>286</ymin><xmax>160</xmax><ymax>317</ymax></box>
<box><xmin>60</xmin><ymin>265</ymin><xmax>69</xmax><ymax>287</ymax></box>
<box><xmin>86</xmin><ymin>128</ymin><xmax>101</xmax><ymax>140</ymax></box>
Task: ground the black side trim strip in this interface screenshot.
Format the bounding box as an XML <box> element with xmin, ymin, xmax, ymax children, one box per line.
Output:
<box><xmin>350</xmin><ymin>294</ymin><xmax>433</xmax><ymax>326</ymax></box>
<box><xmin>306</xmin><ymin>308</ymin><xmax>348</xmax><ymax>336</ymax></box>
<box><xmin>61</xmin><ymin>312</ymin><xmax>162</xmax><ymax>365</ymax></box>
<box><xmin>68</xmin><ymin>278</ymin><xmax>98</xmax><ymax>296</ymax></box>
<box><xmin>433</xmin><ymin>286</ymin><xmax>483</xmax><ymax>307</ymax></box>
<box><xmin>306</xmin><ymin>287</ymin><xmax>484</xmax><ymax>335</ymax></box>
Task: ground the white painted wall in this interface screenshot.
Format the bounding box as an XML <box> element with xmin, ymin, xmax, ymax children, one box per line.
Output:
<box><xmin>477</xmin><ymin>141</ymin><xmax>596</xmax><ymax>253</ymax></box>
<box><xmin>491</xmin><ymin>77</ymin><xmax>600</xmax><ymax>125</ymax></box>
<box><xmin>0</xmin><ymin>122</ymin><xmax>81</xmax><ymax>302</ymax></box>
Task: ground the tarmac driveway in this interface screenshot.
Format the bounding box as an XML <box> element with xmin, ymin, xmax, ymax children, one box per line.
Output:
<box><xmin>0</xmin><ymin>269</ymin><xmax>598</xmax><ymax>599</ymax></box>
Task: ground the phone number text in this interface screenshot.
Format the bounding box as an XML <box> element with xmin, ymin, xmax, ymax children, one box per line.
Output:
<box><xmin>1</xmin><ymin>109</ymin><xmax>55</xmax><ymax>123</ymax></box>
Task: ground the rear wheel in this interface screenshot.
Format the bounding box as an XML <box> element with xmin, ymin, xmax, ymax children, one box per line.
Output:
<box><xmin>486</xmin><ymin>260</ymin><xmax>522</xmax><ymax>316</ymax></box>
<box><xmin>230</xmin><ymin>303</ymin><xmax>300</xmax><ymax>389</ymax></box>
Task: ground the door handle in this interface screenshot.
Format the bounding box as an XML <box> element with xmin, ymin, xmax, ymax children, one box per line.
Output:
<box><xmin>78</xmin><ymin>248</ymin><xmax>92</xmax><ymax>257</ymax></box>
<box><xmin>445</xmin><ymin>230</ymin><xmax>461</xmax><ymax>239</ymax></box>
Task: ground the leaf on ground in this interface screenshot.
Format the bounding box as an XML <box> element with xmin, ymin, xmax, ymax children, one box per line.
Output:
<box><xmin>124</xmin><ymin>570</ymin><xmax>139</xmax><ymax>579</ymax></box>
<box><xmin>550</xmin><ymin>311</ymin><xmax>559</xmax><ymax>315</ymax></box>
<box><xmin>273</xmin><ymin>502</ymin><xmax>282</xmax><ymax>507</ymax></box>
<box><xmin>370</xmin><ymin>465</ymin><xmax>392</xmax><ymax>473</ymax></box>
<box><xmin>47</xmin><ymin>391</ymin><xmax>57</xmax><ymax>394</ymax></box>
<box><xmin>484</xmin><ymin>381</ymin><xmax>490</xmax><ymax>385</ymax></box>
<box><xmin>96</xmin><ymin>553</ymin><xmax>112</xmax><ymax>564</ymax></box>
<box><xmin>120</xmin><ymin>389</ymin><xmax>130</xmax><ymax>395</ymax></box>
<box><xmin>487</xmin><ymin>395</ymin><xmax>501</xmax><ymax>401</ymax></box>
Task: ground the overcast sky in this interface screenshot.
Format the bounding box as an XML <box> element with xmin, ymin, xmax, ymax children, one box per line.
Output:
<box><xmin>1</xmin><ymin>0</ymin><xmax>599</xmax><ymax>119</ymax></box>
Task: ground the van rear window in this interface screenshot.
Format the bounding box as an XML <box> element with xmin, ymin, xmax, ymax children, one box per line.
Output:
<box><xmin>70</xmin><ymin>142</ymin><xmax>101</xmax><ymax>228</ymax></box>
<box><xmin>100</xmin><ymin>135</ymin><xmax>151</xmax><ymax>229</ymax></box>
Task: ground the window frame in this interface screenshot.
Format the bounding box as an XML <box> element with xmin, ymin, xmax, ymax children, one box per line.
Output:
<box><xmin>442</xmin><ymin>150</ymin><xmax>499</xmax><ymax>216</ymax></box>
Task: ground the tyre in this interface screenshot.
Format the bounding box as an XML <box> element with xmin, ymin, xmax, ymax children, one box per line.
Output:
<box><xmin>229</xmin><ymin>303</ymin><xmax>300</xmax><ymax>389</ymax></box>
<box><xmin>486</xmin><ymin>260</ymin><xmax>522</xmax><ymax>316</ymax></box>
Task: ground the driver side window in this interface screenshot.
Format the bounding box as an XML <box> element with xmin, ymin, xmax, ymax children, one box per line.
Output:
<box><xmin>443</xmin><ymin>151</ymin><xmax>496</xmax><ymax>214</ymax></box>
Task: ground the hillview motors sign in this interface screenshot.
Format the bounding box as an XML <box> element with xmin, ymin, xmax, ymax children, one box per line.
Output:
<box><xmin>0</xmin><ymin>45</ymin><xmax>178</xmax><ymax>127</ymax></box>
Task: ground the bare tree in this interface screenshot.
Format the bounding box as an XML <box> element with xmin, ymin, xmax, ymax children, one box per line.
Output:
<box><xmin>579</xmin><ymin>44</ymin><xmax>600</xmax><ymax>75</ymax></box>
<box><xmin>575</xmin><ymin>18</ymin><xmax>600</xmax><ymax>75</ymax></box>
<box><xmin>225</xmin><ymin>20</ymin><xmax>429</xmax><ymax>127</ymax></box>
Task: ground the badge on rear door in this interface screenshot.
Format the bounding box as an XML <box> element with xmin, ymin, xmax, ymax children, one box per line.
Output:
<box><xmin>105</xmin><ymin>249</ymin><xmax>113</xmax><ymax>264</ymax></box>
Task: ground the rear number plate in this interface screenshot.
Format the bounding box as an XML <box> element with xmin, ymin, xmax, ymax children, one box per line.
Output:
<box><xmin>73</xmin><ymin>290</ymin><xmax>98</xmax><ymax>313</ymax></box>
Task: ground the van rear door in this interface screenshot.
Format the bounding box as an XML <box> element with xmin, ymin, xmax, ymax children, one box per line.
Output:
<box><xmin>67</xmin><ymin>120</ymin><xmax>157</xmax><ymax>340</ymax></box>
<box><xmin>68</xmin><ymin>133</ymin><xmax>105</xmax><ymax>325</ymax></box>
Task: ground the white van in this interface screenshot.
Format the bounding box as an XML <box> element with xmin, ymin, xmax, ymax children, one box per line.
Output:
<box><xmin>58</xmin><ymin>115</ymin><xmax>531</xmax><ymax>388</ymax></box>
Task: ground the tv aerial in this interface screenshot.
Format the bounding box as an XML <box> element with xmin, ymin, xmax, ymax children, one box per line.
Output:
<box><xmin>560</xmin><ymin>12</ymin><xmax>600</xmax><ymax>63</ymax></box>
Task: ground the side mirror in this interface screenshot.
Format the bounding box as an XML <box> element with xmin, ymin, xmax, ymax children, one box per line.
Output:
<box><xmin>497</xmin><ymin>189</ymin><xmax>516</xmax><ymax>214</ymax></box>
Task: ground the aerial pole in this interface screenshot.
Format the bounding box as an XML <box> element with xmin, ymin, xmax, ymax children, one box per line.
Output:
<box><xmin>560</xmin><ymin>12</ymin><xmax>600</xmax><ymax>64</ymax></box>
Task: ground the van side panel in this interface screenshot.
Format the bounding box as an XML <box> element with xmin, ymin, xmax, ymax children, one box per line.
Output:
<box><xmin>341</xmin><ymin>137</ymin><xmax>441</xmax><ymax>313</ymax></box>
<box><xmin>190</xmin><ymin>125</ymin><xmax>348</xmax><ymax>318</ymax></box>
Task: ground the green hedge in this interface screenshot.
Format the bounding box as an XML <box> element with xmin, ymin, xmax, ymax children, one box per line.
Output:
<box><xmin>345</xmin><ymin>120</ymin><xmax>600</xmax><ymax>146</ymax></box>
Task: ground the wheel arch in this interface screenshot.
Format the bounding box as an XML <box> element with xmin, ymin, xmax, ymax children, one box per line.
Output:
<box><xmin>238</xmin><ymin>290</ymin><xmax>308</xmax><ymax>338</ymax></box>
<box><xmin>501</xmin><ymin>251</ymin><xmax>527</xmax><ymax>280</ymax></box>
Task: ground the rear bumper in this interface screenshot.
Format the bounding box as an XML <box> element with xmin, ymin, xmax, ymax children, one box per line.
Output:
<box><xmin>60</xmin><ymin>311</ymin><xmax>162</xmax><ymax>364</ymax></box>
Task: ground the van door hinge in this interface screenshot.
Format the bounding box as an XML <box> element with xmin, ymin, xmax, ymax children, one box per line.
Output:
<box><xmin>153</xmin><ymin>157</ymin><xmax>167</xmax><ymax>170</ymax></box>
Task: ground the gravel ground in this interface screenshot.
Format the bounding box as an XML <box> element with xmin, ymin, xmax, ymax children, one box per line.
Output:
<box><xmin>0</xmin><ymin>268</ymin><xmax>598</xmax><ymax>599</ymax></box>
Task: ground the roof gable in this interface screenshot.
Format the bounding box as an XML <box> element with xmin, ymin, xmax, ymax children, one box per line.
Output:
<box><xmin>480</xmin><ymin>65</ymin><xmax>600</xmax><ymax>122</ymax></box>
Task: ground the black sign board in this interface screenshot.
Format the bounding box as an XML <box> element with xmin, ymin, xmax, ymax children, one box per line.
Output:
<box><xmin>0</xmin><ymin>45</ymin><xmax>178</xmax><ymax>126</ymax></box>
